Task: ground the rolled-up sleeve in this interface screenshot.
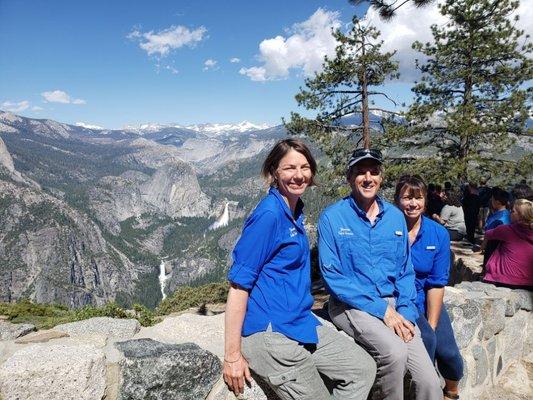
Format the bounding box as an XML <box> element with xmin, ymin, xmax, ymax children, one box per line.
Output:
<box><xmin>484</xmin><ymin>225</ymin><xmax>512</xmax><ymax>242</ymax></box>
<box><xmin>426</xmin><ymin>230</ymin><xmax>451</xmax><ymax>289</ymax></box>
<box><xmin>228</xmin><ymin>210</ymin><xmax>278</xmax><ymax>290</ymax></box>
<box><xmin>318</xmin><ymin>213</ymin><xmax>388</xmax><ymax>320</ymax></box>
<box><xmin>395</xmin><ymin>231</ymin><xmax>419</xmax><ymax>324</ymax></box>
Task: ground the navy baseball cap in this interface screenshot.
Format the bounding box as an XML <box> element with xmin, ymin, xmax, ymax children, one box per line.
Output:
<box><xmin>347</xmin><ymin>148</ymin><xmax>383</xmax><ymax>169</ymax></box>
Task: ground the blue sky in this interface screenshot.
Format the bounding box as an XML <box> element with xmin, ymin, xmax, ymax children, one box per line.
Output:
<box><xmin>1</xmin><ymin>0</ymin><xmax>531</xmax><ymax>129</ymax></box>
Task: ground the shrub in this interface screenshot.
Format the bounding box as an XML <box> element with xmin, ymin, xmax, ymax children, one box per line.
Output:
<box><xmin>157</xmin><ymin>282</ymin><xmax>229</xmax><ymax>315</ymax></box>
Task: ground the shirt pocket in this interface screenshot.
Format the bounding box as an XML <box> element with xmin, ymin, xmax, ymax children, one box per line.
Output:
<box><xmin>337</xmin><ymin>235</ymin><xmax>374</xmax><ymax>281</ymax></box>
<box><xmin>372</xmin><ymin>235</ymin><xmax>404</xmax><ymax>276</ymax></box>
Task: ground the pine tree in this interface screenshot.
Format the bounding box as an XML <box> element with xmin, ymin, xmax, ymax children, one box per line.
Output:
<box><xmin>285</xmin><ymin>17</ymin><xmax>400</xmax><ymax>194</ymax></box>
<box><xmin>387</xmin><ymin>0</ymin><xmax>532</xmax><ymax>183</ymax></box>
<box><xmin>349</xmin><ymin>0</ymin><xmax>434</xmax><ymax>20</ymax></box>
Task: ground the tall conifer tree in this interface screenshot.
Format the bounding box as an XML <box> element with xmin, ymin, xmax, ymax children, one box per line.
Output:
<box><xmin>388</xmin><ymin>0</ymin><xmax>532</xmax><ymax>182</ymax></box>
<box><xmin>285</xmin><ymin>17</ymin><xmax>399</xmax><ymax>194</ymax></box>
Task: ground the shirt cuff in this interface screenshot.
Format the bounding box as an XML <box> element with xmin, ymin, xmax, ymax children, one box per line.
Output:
<box><xmin>396</xmin><ymin>304</ymin><xmax>418</xmax><ymax>324</ymax></box>
<box><xmin>227</xmin><ymin>263</ymin><xmax>258</xmax><ymax>290</ymax></box>
<box><xmin>362</xmin><ymin>298</ymin><xmax>389</xmax><ymax>320</ymax></box>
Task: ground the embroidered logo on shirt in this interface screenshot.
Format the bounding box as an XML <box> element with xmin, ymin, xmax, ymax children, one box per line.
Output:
<box><xmin>289</xmin><ymin>227</ymin><xmax>298</xmax><ymax>237</ymax></box>
<box><xmin>426</xmin><ymin>245</ymin><xmax>436</xmax><ymax>250</ymax></box>
<box><xmin>338</xmin><ymin>228</ymin><xmax>354</xmax><ymax>236</ymax></box>
<box><xmin>395</xmin><ymin>231</ymin><xmax>403</xmax><ymax>236</ymax></box>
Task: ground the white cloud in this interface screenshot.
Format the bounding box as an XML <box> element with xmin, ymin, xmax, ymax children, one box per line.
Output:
<box><xmin>41</xmin><ymin>90</ymin><xmax>86</xmax><ymax>105</ymax></box>
<box><xmin>203</xmin><ymin>58</ymin><xmax>218</xmax><ymax>71</ymax></box>
<box><xmin>165</xmin><ymin>65</ymin><xmax>179</xmax><ymax>74</ymax></box>
<box><xmin>75</xmin><ymin>122</ymin><xmax>104</xmax><ymax>130</ymax></box>
<box><xmin>239</xmin><ymin>66</ymin><xmax>267</xmax><ymax>81</ymax></box>
<box><xmin>230</xmin><ymin>57</ymin><xmax>241</xmax><ymax>63</ymax></box>
<box><xmin>240</xmin><ymin>8</ymin><xmax>341</xmax><ymax>81</ymax></box>
<box><xmin>32</xmin><ymin>106</ymin><xmax>44</xmax><ymax>111</ymax></box>
<box><xmin>364</xmin><ymin>0</ymin><xmax>533</xmax><ymax>82</ymax></box>
<box><xmin>128</xmin><ymin>25</ymin><xmax>207</xmax><ymax>57</ymax></box>
<box><xmin>1</xmin><ymin>100</ymin><xmax>30</xmax><ymax>112</ymax></box>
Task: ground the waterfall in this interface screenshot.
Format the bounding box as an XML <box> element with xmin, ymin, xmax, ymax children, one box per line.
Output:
<box><xmin>209</xmin><ymin>202</ymin><xmax>230</xmax><ymax>230</ymax></box>
<box><xmin>158</xmin><ymin>260</ymin><xmax>168</xmax><ymax>300</ymax></box>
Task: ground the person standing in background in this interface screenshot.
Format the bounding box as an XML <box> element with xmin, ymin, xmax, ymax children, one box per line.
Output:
<box><xmin>478</xmin><ymin>178</ymin><xmax>492</xmax><ymax>232</ymax></box>
<box><xmin>462</xmin><ymin>183</ymin><xmax>480</xmax><ymax>246</ymax></box>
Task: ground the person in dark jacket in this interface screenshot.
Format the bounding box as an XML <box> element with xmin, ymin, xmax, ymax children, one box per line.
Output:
<box><xmin>462</xmin><ymin>183</ymin><xmax>480</xmax><ymax>245</ymax></box>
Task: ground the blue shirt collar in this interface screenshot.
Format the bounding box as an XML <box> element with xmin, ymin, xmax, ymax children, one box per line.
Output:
<box><xmin>413</xmin><ymin>215</ymin><xmax>429</xmax><ymax>243</ymax></box>
<box><xmin>348</xmin><ymin>194</ymin><xmax>385</xmax><ymax>220</ymax></box>
<box><xmin>269</xmin><ymin>186</ymin><xmax>305</xmax><ymax>223</ymax></box>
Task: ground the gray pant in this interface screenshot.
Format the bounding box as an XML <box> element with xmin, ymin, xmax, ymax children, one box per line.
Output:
<box><xmin>329</xmin><ymin>298</ymin><xmax>442</xmax><ymax>400</ymax></box>
<box><xmin>241</xmin><ymin>324</ymin><xmax>376</xmax><ymax>400</ymax></box>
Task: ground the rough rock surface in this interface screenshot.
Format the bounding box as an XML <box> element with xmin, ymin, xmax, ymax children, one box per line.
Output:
<box><xmin>135</xmin><ymin>312</ymin><xmax>225</xmax><ymax>358</ymax></box>
<box><xmin>115</xmin><ymin>338</ymin><xmax>222</xmax><ymax>400</ymax></box>
<box><xmin>0</xmin><ymin>179</ymin><xmax>140</xmax><ymax>308</ymax></box>
<box><xmin>0</xmin><ymin>343</ymin><xmax>106</xmax><ymax>400</ymax></box>
<box><xmin>55</xmin><ymin>317</ymin><xmax>140</xmax><ymax>338</ymax></box>
<box><xmin>14</xmin><ymin>329</ymin><xmax>68</xmax><ymax>344</ymax></box>
<box><xmin>0</xmin><ymin>321</ymin><xmax>35</xmax><ymax>340</ymax></box>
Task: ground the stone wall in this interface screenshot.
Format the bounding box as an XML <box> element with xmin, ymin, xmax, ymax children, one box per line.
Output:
<box><xmin>444</xmin><ymin>282</ymin><xmax>532</xmax><ymax>399</ymax></box>
<box><xmin>0</xmin><ymin>283</ymin><xmax>531</xmax><ymax>400</ymax></box>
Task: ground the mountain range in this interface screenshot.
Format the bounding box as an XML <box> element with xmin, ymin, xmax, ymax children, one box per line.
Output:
<box><xmin>0</xmin><ymin>111</ymin><xmax>284</xmax><ymax>309</ymax></box>
<box><xmin>0</xmin><ymin>110</ymin><xmax>530</xmax><ymax>309</ymax></box>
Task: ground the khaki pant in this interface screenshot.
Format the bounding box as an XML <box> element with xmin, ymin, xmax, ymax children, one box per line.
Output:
<box><xmin>329</xmin><ymin>298</ymin><xmax>442</xmax><ymax>400</ymax></box>
<box><xmin>242</xmin><ymin>324</ymin><xmax>376</xmax><ymax>400</ymax></box>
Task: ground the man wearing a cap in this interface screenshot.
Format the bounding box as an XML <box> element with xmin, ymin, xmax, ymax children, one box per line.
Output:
<box><xmin>318</xmin><ymin>149</ymin><xmax>441</xmax><ymax>399</ymax></box>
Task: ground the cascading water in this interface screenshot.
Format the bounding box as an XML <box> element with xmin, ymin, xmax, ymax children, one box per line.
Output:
<box><xmin>209</xmin><ymin>202</ymin><xmax>230</xmax><ymax>230</ymax></box>
<box><xmin>158</xmin><ymin>260</ymin><xmax>168</xmax><ymax>300</ymax></box>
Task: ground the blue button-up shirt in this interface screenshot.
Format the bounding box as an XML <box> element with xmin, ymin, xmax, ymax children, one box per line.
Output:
<box><xmin>318</xmin><ymin>196</ymin><xmax>418</xmax><ymax>323</ymax></box>
<box><xmin>410</xmin><ymin>216</ymin><xmax>450</xmax><ymax>314</ymax></box>
<box><xmin>485</xmin><ymin>209</ymin><xmax>511</xmax><ymax>231</ymax></box>
<box><xmin>228</xmin><ymin>187</ymin><xmax>320</xmax><ymax>344</ymax></box>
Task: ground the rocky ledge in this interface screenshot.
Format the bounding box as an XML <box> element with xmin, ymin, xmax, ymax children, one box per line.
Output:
<box><xmin>0</xmin><ymin>282</ymin><xmax>531</xmax><ymax>400</ymax></box>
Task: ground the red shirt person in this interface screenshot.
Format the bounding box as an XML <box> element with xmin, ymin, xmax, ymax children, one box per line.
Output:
<box><xmin>484</xmin><ymin>199</ymin><xmax>533</xmax><ymax>289</ymax></box>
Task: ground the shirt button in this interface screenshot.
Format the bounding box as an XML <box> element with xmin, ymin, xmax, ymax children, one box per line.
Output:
<box><xmin>281</xmin><ymin>376</ymin><xmax>287</xmax><ymax>381</ymax></box>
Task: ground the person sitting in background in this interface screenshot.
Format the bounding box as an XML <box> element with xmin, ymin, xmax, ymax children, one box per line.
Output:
<box><xmin>427</xmin><ymin>183</ymin><xmax>445</xmax><ymax>221</ymax></box>
<box><xmin>462</xmin><ymin>183</ymin><xmax>480</xmax><ymax>245</ymax></box>
<box><xmin>478</xmin><ymin>178</ymin><xmax>492</xmax><ymax>232</ymax></box>
<box><xmin>395</xmin><ymin>175</ymin><xmax>463</xmax><ymax>400</ymax></box>
<box><xmin>481</xmin><ymin>188</ymin><xmax>511</xmax><ymax>263</ymax></box>
<box><xmin>483</xmin><ymin>199</ymin><xmax>533</xmax><ymax>290</ymax></box>
<box><xmin>434</xmin><ymin>191</ymin><xmax>466</xmax><ymax>241</ymax></box>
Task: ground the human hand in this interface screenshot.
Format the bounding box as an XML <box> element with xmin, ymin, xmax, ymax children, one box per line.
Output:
<box><xmin>384</xmin><ymin>306</ymin><xmax>416</xmax><ymax>342</ymax></box>
<box><xmin>223</xmin><ymin>353</ymin><xmax>253</xmax><ymax>396</ymax></box>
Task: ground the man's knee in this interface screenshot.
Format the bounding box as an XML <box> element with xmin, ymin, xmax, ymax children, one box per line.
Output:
<box><xmin>379</xmin><ymin>342</ymin><xmax>408</xmax><ymax>367</ymax></box>
<box><xmin>411</xmin><ymin>364</ymin><xmax>441</xmax><ymax>396</ymax></box>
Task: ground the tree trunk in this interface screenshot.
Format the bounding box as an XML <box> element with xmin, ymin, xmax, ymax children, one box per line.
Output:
<box><xmin>361</xmin><ymin>35</ymin><xmax>370</xmax><ymax>149</ymax></box>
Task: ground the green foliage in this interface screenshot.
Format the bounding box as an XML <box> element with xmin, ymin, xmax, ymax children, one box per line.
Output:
<box><xmin>384</xmin><ymin>0</ymin><xmax>532</xmax><ymax>182</ymax></box>
<box><xmin>73</xmin><ymin>302</ymin><xmax>129</xmax><ymax>320</ymax></box>
<box><xmin>286</xmin><ymin>17</ymin><xmax>400</xmax><ymax>194</ymax></box>
<box><xmin>0</xmin><ymin>299</ymin><xmax>157</xmax><ymax>329</ymax></box>
<box><xmin>132</xmin><ymin>303</ymin><xmax>157</xmax><ymax>326</ymax></box>
<box><xmin>156</xmin><ymin>282</ymin><xmax>229</xmax><ymax>315</ymax></box>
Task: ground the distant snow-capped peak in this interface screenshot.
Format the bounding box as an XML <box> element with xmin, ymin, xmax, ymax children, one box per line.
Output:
<box><xmin>185</xmin><ymin>121</ymin><xmax>271</xmax><ymax>135</ymax></box>
<box><xmin>121</xmin><ymin>121</ymin><xmax>271</xmax><ymax>136</ymax></box>
<box><xmin>75</xmin><ymin>122</ymin><xmax>104</xmax><ymax>130</ymax></box>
